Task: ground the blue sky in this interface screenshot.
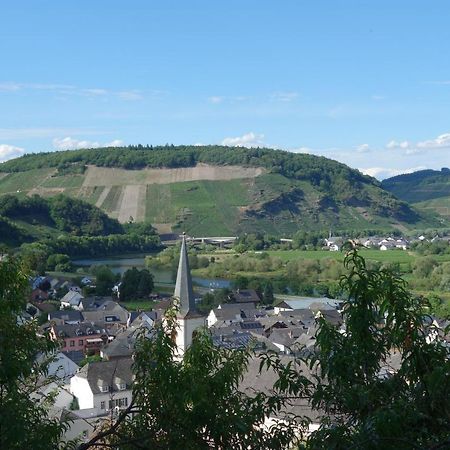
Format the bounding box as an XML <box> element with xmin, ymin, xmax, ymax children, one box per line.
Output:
<box><xmin>1</xmin><ymin>0</ymin><xmax>450</xmax><ymax>179</ymax></box>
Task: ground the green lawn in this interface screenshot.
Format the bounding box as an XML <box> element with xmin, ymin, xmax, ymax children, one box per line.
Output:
<box><xmin>119</xmin><ymin>300</ymin><xmax>157</xmax><ymax>311</ymax></box>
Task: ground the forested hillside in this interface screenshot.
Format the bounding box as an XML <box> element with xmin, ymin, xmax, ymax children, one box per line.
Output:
<box><xmin>382</xmin><ymin>168</ymin><xmax>450</xmax><ymax>221</ymax></box>
<box><xmin>0</xmin><ymin>146</ymin><xmax>445</xmax><ymax>236</ymax></box>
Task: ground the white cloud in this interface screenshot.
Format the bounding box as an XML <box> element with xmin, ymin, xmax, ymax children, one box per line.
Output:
<box><xmin>117</xmin><ymin>90</ymin><xmax>143</xmax><ymax>101</ymax></box>
<box><xmin>359</xmin><ymin>166</ymin><xmax>427</xmax><ymax>180</ymax></box>
<box><xmin>386</xmin><ymin>132</ymin><xmax>450</xmax><ymax>155</ymax></box>
<box><xmin>221</xmin><ymin>132</ymin><xmax>265</xmax><ymax>148</ymax></box>
<box><xmin>208</xmin><ymin>96</ymin><xmax>224</xmax><ymax>104</ymax></box>
<box><xmin>428</xmin><ymin>80</ymin><xmax>450</xmax><ymax>85</ymax></box>
<box><xmin>417</xmin><ymin>133</ymin><xmax>450</xmax><ymax>149</ymax></box>
<box><xmin>0</xmin><ymin>144</ymin><xmax>25</xmax><ymax>162</ymax></box>
<box><xmin>81</xmin><ymin>88</ymin><xmax>108</xmax><ymax>96</ymax></box>
<box><xmin>0</xmin><ymin>127</ymin><xmax>106</xmax><ymax>140</ymax></box>
<box><xmin>0</xmin><ymin>81</ymin><xmax>143</xmax><ymax>101</ymax></box>
<box><xmin>387</xmin><ymin>140</ymin><xmax>410</xmax><ymax>149</ymax></box>
<box><xmin>53</xmin><ymin>137</ymin><xmax>124</xmax><ymax>151</ymax></box>
<box><xmin>271</xmin><ymin>91</ymin><xmax>299</xmax><ymax>102</ymax></box>
<box><xmin>355</xmin><ymin>143</ymin><xmax>370</xmax><ymax>153</ymax></box>
<box><xmin>288</xmin><ymin>146</ymin><xmax>317</xmax><ymax>154</ymax></box>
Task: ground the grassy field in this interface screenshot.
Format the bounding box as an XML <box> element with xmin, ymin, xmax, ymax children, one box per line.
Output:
<box><xmin>41</xmin><ymin>174</ymin><xmax>85</xmax><ymax>189</ymax></box>
<box><xmin>144</xmin><ymin>179</ymin><xmax>252</xmax><ymax>235</ymax></box>
<box><xmin>145</xmin><ymin>184</ymin><xmax>175</xmax><ymax>223</ymax></box>
<box><xmin>0</xmin><ymin>168</ymin><xmax>55</xmax><ymax>194</ymax></box>
<box><xmin>266</xmin><ymin>249</ymin><xmax>418</xmax><ymax>263</ymax></box>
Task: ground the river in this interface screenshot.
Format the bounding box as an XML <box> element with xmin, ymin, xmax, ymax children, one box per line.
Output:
<box><xmin>73</xmin><ymin>255</ymin><xmax>231</xmax><ymax>289</ymax></box>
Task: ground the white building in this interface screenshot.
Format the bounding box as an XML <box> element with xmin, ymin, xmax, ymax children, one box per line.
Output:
<box><xmin>60</xmin><ymin>291</ymin><xmax>84</xmax><ymax>310</ymax></box>
<box><xmin>70</xmin><ymin>358</ymin><xmax>133</xmax><ymax>412</ymax></box>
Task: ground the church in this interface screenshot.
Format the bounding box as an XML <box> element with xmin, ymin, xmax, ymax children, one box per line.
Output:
<box><xmin>171</xmin><ymin>234</ymin><xmax>205</xmax><ymax>357</ymax></box>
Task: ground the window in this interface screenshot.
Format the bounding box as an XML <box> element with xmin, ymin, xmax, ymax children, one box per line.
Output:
<box><xmin>100</xmin><ymin>401</ymin><xmax>105</xmax><ymax>410</ymax></box>
<box><xmin>100</xmin><ymin>386</ymin><xmax>109</xmax><ymax>393</ymax></box>
<box><xmin>119</xmin><ymin>383</ymin><xmax>126</xmax><ymax>391</ymax></box>
<box><xmin>70</xmin><ymin>340</ymin><xmax>75</xmax><ymax>347</ymax></box>
<box><xmin>108</xmin><ymin>398</ymin><xmax>129</xmax><ymax>409</ymax></box>
<box><xmin>79</xmin><ymin>339</ymin><xmax>83</xmax><ymax>346</ymax></box>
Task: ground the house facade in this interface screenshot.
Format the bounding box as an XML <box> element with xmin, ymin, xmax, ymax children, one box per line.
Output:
<box><xmin>70</xmin><ymin>358</ymin><xmax>133</xmax><ymax>411</ymax></box>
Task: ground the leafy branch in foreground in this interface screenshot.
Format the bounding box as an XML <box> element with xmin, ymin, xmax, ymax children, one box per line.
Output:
<box><xmin>305</xmin><ymin>245</ymin><xmax>450</xmax><ymax>449</ymax></box>
<box><xmin>0</xmin><ymin>257</ymin><xmax>69</xmax><ymax>449</ymax></box>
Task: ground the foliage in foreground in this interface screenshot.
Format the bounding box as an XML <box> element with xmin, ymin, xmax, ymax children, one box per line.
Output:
<box><xmin>0</xmin><ymin>257</ymin><xmax>68</xmax><ymax>449</ymax></box>
<box><xmin>1</xmin><ymin>249</ymin><xmax>449</xmax><ymax>449</ymax></box>
<box><xmin>79</xmin><ymin>312</ymin><xmax>306</xmax><ymax>450</ymax></box>
<box><xmin>304</xmin><ymin>247</ymin><xmax>450</xmax><ymax>449</ymax></box>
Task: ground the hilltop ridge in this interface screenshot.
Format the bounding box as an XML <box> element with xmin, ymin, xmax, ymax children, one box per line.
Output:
<box><xmin>0</xmin><ymin>145</ymin><xmax>445</xmax><ymax>236</ymax></box>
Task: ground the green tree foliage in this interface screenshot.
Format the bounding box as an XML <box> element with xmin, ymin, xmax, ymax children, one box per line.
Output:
<box><xmin>49</xmin><ymin>195</ymin><xmax>123</xmax><ymax>236</ymax></box>
<box><xmin>302</xmin><ymin>248</ymin><xmax>450</xmax><ymax>449</ymax></box>
<box><xmin>197</xmin><ymin>288</ymin><xmax>232</xmax><ymax>313</ymax></box>
<box><xmin>412</xmin><ymin>256</ymin><xmax>439</xmax><ymax>278</ymax></box>
<box><xmin>90</xmin><ymin>265</ymin><xmax>117</xmax><ymax>296</ymax></box>
<box><xmin>120</xmin><ymin>267</ymin><xmax>154</xmax><ymax>301</ymax></box>
<box><xmin>0</xmin><ymin>258</ymin><xmax>67</xmax><ymax>449</ymax></box>
<box><xmin>0</xmin><ymin>193</ymin><xmax>123</xmax><ymax>237</ymax></box>
<box><xmin>46</xmin><ymin>253</ymin><xmax>72</xmax><ymax>272</ymax></box>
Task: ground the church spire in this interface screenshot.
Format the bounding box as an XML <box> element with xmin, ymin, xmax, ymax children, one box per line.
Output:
<box><xmin>174</xmin><ymin>233</ymin><xmax>196</xmax><ymax>316</ymax></box>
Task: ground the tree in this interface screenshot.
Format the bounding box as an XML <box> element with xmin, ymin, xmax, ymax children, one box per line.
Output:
<box><xmin>136</xmin><ymin>269</ymin><xmax>154</xmax><ymax>298</ymax></box>
<box><xmin>120</xmin><ymin>267</ymin><xmax>154</xmax><ymax>301</ymax></box>
<box><xmin>0</xmin><ymin>257</ymin><xmax>67</xmax><ymax>449</ymax></box>
<box><xmin>262</xmin><ymin>280</ymin><xmax>274</xmax><ymax>305</ymax></box>
<box><xmin>91</xmin><ymin>265</ymin><xmax>117</xmax><ymax>296</ymax></box>
<box><xmin>301</xmin><ymin>247</ymin><xmax>450</xmax><ymax>449</ymax></box>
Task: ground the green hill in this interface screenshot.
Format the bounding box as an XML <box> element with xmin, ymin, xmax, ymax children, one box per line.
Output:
<box><xmin>382</xmin><ymin>168</ymin><xmax>450</xmax><ymax>221</ymax></box>
<box><xmin>0</xmin><ymin>145</ymin><xmax>445</xmax><ymax>236</ymax></box>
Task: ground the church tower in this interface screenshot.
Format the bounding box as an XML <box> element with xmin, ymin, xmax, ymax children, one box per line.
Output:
<box><xmin>172</xmin><ymin>234</ymin><xmax>205</xmax><ymax>357</ymax></box>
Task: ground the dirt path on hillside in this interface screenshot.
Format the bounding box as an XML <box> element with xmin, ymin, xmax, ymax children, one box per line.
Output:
<box><xmin>82</xmin><ymin>163</ymin><xmax>264</xmax><ymax>187</ymax></box>
<box><xmin>117</xmin><ymin>185</ymin><xmax>146</xmax><ymax>223</ymax></box>
<box><xmin>95</xmin><ymin>186</ymin><xmax>111</xmax><ymax>208</ymax></box>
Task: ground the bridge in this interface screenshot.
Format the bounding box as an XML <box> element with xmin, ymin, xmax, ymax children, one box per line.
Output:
<box><xmin>186</xmin><ymin>236</ymin><xmax>238</xmax><ymax>245</ymax></box>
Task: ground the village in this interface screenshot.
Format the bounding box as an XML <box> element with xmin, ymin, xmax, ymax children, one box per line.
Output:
<box><xmin>19</xmin><ymin>235</ymin><xmax>449</xmax><ymax>444</ymax></box>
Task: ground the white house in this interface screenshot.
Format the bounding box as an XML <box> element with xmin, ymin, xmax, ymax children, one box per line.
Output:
<box><xmin>70</xmin><ymin>358</ymin><xmax>133</xmax><ymax>412</ymax></box>
<box><xmin>60</xmin><ymin>291</ymin><xmax>84</xmax><ymax>310</ymax></box>
<box><xmin>207</xmin><ymin>303</ymin><xmax>255</xmax><ymax>328</ymax></box>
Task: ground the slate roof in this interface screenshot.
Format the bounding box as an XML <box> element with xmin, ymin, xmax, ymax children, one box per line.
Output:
<box><xmin>53</xmin><ymin>322</ymin><xmax>107</xmax><ymax>339</ymax></box>
<box><xmin>174</xmin><ymin>234</ymin><xmax>197</xmax><ymax>317</ymax></box>
<box><xmin>80</xmin><ymin>296</ymin><xmax>112</xmax><ymax>311</ymax></box>
<box><xmin>49</xmin><ymin>310</ymin><xmax>84</xmax><ymax>323</ymax></box>
<box><xmin>82</xmin><ymin>301</ymin><xmax>128</xmax><ymax>325</ymax></box>
<box><xmin>232</xmin><ymin>289</ymin><xmax>261</xmax><ymax>304</ymax></box>
<box><xmin>239</xmin><ymin>356</ymin><xmax>323</xmax><ymax>422</ymax></box>
<box><xmin>60</xmin><ymin>291</ymin><xmax>84</xmax><ymax>306</ymax></box>
<box><xmin>76</xmin><ymin>358</ymin><xmax>134</xmax><ymax>395</ymax></box>
<box><xmin>63</xmin><ymin>350</ymin><xmax>84</xmax><ymax>365</ymax></box>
